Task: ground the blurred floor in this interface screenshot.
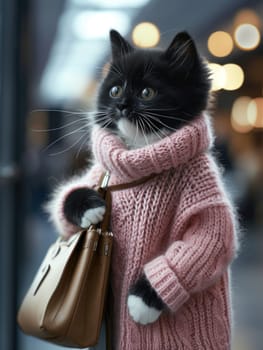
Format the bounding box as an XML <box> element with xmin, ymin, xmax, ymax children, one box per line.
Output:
<box><xmin>18</xmin><ymin>216</ymin><xmax>263</xmax><ymax>350</ymax></box>
<box><xmin>231</xmin><ymin>226</ymin><xmax>263</xmax><ymax>350</ymax></box>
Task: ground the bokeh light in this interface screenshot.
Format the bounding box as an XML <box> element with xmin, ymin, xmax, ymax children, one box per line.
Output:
<box><xmin>247</xmin><ymin>98</ymin><xmax>263</xmax><ymax>128</ymax></box>
<box><xmin>223</xmin><ymin>63</ymin><xmax>244</xmax><ymax>90</ymax></box>
<box><xmin>231</xmin><ymin>96</ymin><xmax>253</xmax><ymax>133</ymax></box>
<box><xmin>132</xmin><ymin>22</ymin><xmax>160</xmax><ymax>48</ymax></box>
<box><xmin>208</xmin><ymin>63</ymin><xmax>226</xmax><ymax>91</ymax></box>
<box><xmin>208</xmin><ymin>63</ymin><xmax>244</xmax><ymax>91</ymax></box>
<box><xmin>208</xmin><ymin>31</ymin><xmax>233</xmax><ymax>57</ymax></box>
<box><xmin>234</xmin><ymin>8</ymin><xmax>261</xmax><ymax>28</ymax></box>
<box><xmin>234</xmin><ymin>24</ymin><xmax>261</xmax><ymax>50</ymax></box>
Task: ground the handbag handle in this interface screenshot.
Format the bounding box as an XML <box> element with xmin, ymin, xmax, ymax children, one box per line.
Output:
<box><xmin>96</xmin><ymin>172</ymin><xmax>112</xmax><ymax>233</ymax></box>
<box><xmin>101</xmin><ymin>190</ymin><xmax>112</xmax><ymax>233</ymax></box>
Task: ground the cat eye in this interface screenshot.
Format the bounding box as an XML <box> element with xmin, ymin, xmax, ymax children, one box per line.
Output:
<box><xmin>109</xmin><ymin>85</ymin><xmax>123</xmax><ymax>98</ymax></box>
<box><xmin>140</xmin><ymin>87</ymin><xmax>156</xmax><ymax>101</ymax></box>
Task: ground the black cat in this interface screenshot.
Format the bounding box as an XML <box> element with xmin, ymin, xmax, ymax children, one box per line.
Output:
<box><xmin>63</xmin><ymin>29</ymin><xmax>211</xmax><ymax>324</ymax></box>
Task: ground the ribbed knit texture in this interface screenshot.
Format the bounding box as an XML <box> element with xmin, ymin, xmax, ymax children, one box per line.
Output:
<box><xmin>50</xmin><ymin>114</ymin><xmax>237</xmax><ymax>349</ymax></box>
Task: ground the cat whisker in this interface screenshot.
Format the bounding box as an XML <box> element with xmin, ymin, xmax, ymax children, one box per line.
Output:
<box><xmin>86</xmin><ymin>114</ymin><xmax>111</xmax><ymax>127</ymax></box>
<box><xmin>88</xmin><ymin>111</ymin><xmax>108</xmax><ymax>115</ymax></box>
<box><xmin>139</xmin><ymin>117</ymin><xmax>163</xmax><ymax>145</ymax></box>
<box><xmin>144</xmin><ymin>110</ymin><xmax>190</xmax><ymax>123</ymax></box>
<box><xmin>144</xmin><ymin>107</ymin><xmax>193</xmax><ymax>119</ymax></box>
<box><xmin>87</xmin><ymin>114</ymin><xmax>108</xmax><ymax>122</ymax></box>
<box><xmin>144</xmin><ymin>107</ymin><xmax>180</xmax><ymax>112</ymax></box>
<box><xmin>87</xmin><ymin>110</ymin><xmax>110</xmax><ymax>119</ymax></box>
<box><xmin>146</xmin><ymin>119</ymin><xmax>169</xmax><ymax>139</ymax></box>
<box><xmin>46</xmin><ymin>114</ymin><xmax>113</xmax><ymax>156</ymax></box>
<box><xmin>30</xmin><ymin>108</ymin><xmax>112</xmax><ymax>131</ymax></box>
<box><xmin>94</xmin><ymin>65</ymin><xmax>108</xmax><ymax>74</ymax></box>
<box><xmin>45</xmin><ymin>113</ymin><xmax>113</xmax><ymax>156</ymax></box>
<box><xmin>147</xmin><ymin>120</ymin><xmax>167</xmax><ymax>141</ymax></box>
<box><xmin>30</xmin><ymin>108</ymin><xmax>87</xmax><ymax>116</ymax></box>
<box><xmin>75</xmin><ymin>133</ymin><xmax>91</xmax><ymax>159</ymax></box>
<box><xmin>97</xmin><ymin>113</ymin><xmax>113</xmax><ymax>130</ymax></box>
<box><xmin>32</xmin><ymin>117</ymin><xmax>88</xmax><ymax>133</ymax></box>
<box><xmin>102</xmin><ymin>119</ymin><xmax>113</xmax><ymax>130</ymax></box>
<box><xmin>139</xmin><ymin>113</ymin><xmax>168</xmax><ymax>140</ymax></box>
<box><xmin>42</xmin><ymin>124</ymin><xmax>89</xmax><ymax>154</ymax></box>
<box><xmin>133</xmin><ymin>119</ymin><xmax>139</xmax><ymax>146</ymax></box>
<box><xmin>141</xmin><ymin>118</ymin><xmax>163</xmax><ymax>141</ymax></box>
<box><xmin>137</xmin><ymin>118</ymin><xmax>149</xmax><ymax>146</ymax></box>
<box><xmin>143</xmin><ymin>113</ymin><xmax>178</xmax><ymax>132</ymax></box>
<box><xmin>144</xmin><ymin>107</ymin><xmax>184</xmax><ymax>116</ymax></box>
<box><xmin>48</xmin><ymin>131</ymin><xmax>88</xmax><ymax>157</ymax></box>
<box><xmin>148</xmin><ymin>114</ymin><xmax>187</xmax><ymax>123</ymax></box>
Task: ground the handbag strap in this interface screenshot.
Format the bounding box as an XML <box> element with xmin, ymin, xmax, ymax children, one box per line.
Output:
<box><xmin>108</xmin><ymin>173</ymin><xmax>157</xmax><ymax>192</ymax></box>
<box><xmin>98</xmin><ymin>172</ymin><xmax>157</xmax><ymax>232</ymax></box>
<box><xmin>98</xmin><ymin>172</ymin><xmax>157</xmax><ymax>193</ymax></box>
<box><xmin>97</xmin><ymin>171</ymin><xmax>157</xmax><ymax>230</ymax></box>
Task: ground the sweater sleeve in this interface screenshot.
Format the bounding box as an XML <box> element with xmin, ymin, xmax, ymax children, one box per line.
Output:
<box><xmin>44</xmin><ymin>163</ymin><xmax>103</xmax><ymax>238</ymax></box>
<box><xmin>144</xmin><ymin>204</ymin><xmax>236</xmax><ymax>313</ymax></box>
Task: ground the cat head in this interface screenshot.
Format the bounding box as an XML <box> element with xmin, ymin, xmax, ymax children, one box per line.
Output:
<box><xmin>95</xmin><ymin>29</ymin><xmax>211</xmax><ymax>147</ymax></box>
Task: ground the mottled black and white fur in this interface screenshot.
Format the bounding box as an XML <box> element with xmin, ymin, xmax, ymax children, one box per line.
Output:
<box><xmin>63</xmin><ymin>30</ymin><xmax>211</xmax><ymax>325</ymax></box>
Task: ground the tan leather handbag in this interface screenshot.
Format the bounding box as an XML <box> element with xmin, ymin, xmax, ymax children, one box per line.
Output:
<box><xmin>17</xmin><ymin>172</ymin><xmax>113</xmax><ymax>348</ymax></box>
<box><xmin>17</xmin><ymin>172</ymin><xmax>156</xmax><ymax>348</ymax></box>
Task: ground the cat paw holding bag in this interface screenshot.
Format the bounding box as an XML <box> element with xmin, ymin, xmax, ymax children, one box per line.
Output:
<box><xmin>45</xmin><ymin>171</ymin><xmax>107</xmax><ymax>238</ymax></box>
<box><xmin>63</xmin><ymin>188</ymin><xmax>106</xmax><ymax>229</ymax></box>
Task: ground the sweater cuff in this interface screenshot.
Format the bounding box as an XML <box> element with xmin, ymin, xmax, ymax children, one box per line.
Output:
<box><xmin>144</xmin><ymin>256</ymin><xmax>189</xmax><ymax>313</ymax></box>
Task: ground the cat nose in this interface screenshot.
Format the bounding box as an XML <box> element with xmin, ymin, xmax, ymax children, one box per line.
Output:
<box><xmin>117</xmin><ymin>103</ymin><xmax>129</xmax><ymax>117</ymax></box>
<box><xmin>117</xmin><ymin>103</ymin><xmax>128</xmax><ymax>111</ymax></box>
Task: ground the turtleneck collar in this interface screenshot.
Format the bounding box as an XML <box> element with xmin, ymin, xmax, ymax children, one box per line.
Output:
<box><xmin>91</xmin><ymin>114</ymin><xmax>213</xmax><ymax>183</ymax></box>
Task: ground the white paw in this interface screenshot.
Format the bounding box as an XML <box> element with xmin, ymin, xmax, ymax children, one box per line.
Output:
<box><xmin>80</xmin><ymin>206</ymin><xmax>106</xmax><ymax>228</ymax></box>
<box><xmin>127</xmin><ymin>295</ymin><xmax>162</xmax><ymax>325</ymax></box>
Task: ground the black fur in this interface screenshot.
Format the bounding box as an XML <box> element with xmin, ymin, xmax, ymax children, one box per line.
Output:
<box><xmin>129</xmin><ymin>274</ymin><xmax>165</xmax><ymax>311</ymax></box>
<box><xmin>63</xmin><ymin>188</ymin><xmax>105</xmax><ymax>227</ymax></box>
<box><xmin>96</xmin><ymin>30</ymin><xmax>211</xmax><ymax>133</ymax></box>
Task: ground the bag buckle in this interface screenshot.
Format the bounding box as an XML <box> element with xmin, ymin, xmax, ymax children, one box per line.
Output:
<box><xmin>100</xmin><ymin>171</ymin><xmax>110</xmax><ymax>189</ymax></box>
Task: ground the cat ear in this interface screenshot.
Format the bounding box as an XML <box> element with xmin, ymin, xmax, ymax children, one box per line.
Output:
<box><xmin>110</xmin><ymin>29</ymin><xmax>133</xmax><ymax>60</ymax></box>
<box><xmin>164</xmin><ymin>31</ymin><xmax>198</xmax><ymax>71</ymax></box>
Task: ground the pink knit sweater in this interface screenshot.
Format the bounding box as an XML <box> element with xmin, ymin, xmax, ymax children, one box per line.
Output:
<box><xmin>51</xmin><ymin>115</ymin><xmax>237</xmax><ymax>349</ymax></box>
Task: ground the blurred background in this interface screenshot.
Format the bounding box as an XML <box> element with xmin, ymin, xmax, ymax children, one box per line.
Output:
<box><xmin>0</xmin><ymin>0</ymin><xmax>263</xmax><ymax>349</ymax></box>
